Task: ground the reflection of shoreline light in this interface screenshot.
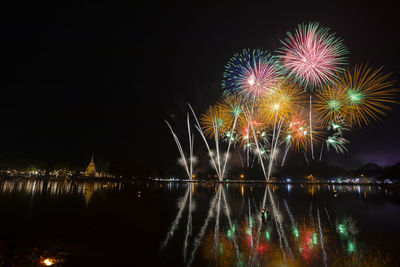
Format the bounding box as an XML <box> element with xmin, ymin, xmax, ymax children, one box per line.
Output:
<box><xmin>0</xmin><ymin>179</ymin><xmax>121</xmax><ymax>196</ymax></box>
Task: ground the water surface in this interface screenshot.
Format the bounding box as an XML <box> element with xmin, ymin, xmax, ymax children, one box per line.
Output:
<box><xmin>0</xmin><ymin>179</ymin><xmax>399</xmax><ymax>266</ymax></box>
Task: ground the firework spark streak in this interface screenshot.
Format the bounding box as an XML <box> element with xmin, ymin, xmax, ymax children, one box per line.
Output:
<box><xmin>192</xmin><ymin>103</ymin><xmax>240</xmax><ymax>180</ymax></box>
<box><xmin>324</xmin><ymin>206</ymin><xmax>332</xmax><ymax>225</ymax></box>
<box><xmin>183</xmin><ymin>188</ymin><xmax>193</xmax><ymax>262</ymax></box>
<box><xmin>284</xmin><ymin>199</ymin><xmax>297</xmax><ymax>231</ymax></box>
<box><xmin>221</xmin><ymin>187</ymin><xmax>240</xmax><ymax>257</ymax></box>
<box><xmin>213</xmin><ymin>187</ymin><xmax>222</xmax><ymax>261</ymax></box>
<box><xmin>281</xmin><ymin>142</ymin><xmax>290</xmax><ymax>166</ymax></box>
<box><xmin>248</xmin><ymin>199</ymin><xmax>254</xmax><ymax>248</ymax></box>
<box><xmin>187</xmin><ymin>188</ymin><xmax>219</xmax><ymax>267</ymax></box>
<box><xmin>160</xmin><ymin>187</ymin><xmax>190</xmax><ymax>251</ymax></box>
<box><xmin>248</xmin><ymin>187</ymin><xmax>268</xmax><ymax>266</ymax></box>
<box><xmin>165</xmin><ymin>116</ymin><xmax>194</xmax><ymax>179</ymax></box>
<box><xmin>268</xmin><ymin>116</ymin><xmax>285</xmax><ymax>179</ymax></box>
<box><xmin>267</xmin><ymin>186</ymin><xmax>292</xmax><ymax>259</ymax></box>
<box><xmin>310</xmin><ymin>94</ymin><xmax>314</xmax><ymax>159</ymax></box>
<box><xmin>243</xmin><ymin>106</ymin><xmax>268</xmax><ymax>180</ymax></box>
<box><xmin>188</xmin><ymin>104</ymin><xmax>222</xmax><ymax>179</ymax></box>
<box><xmin>317</xmin><ymin>209</ymin><xmax>328</xmax><ymax>267</ymax></box>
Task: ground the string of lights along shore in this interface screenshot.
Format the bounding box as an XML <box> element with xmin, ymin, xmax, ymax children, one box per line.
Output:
<box><xmin>166</xmin><ymin>22</ymin><xmax>397</xmax><ymax>182</ymax></box>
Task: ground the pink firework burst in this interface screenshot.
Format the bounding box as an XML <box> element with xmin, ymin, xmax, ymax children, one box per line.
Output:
<box><xmin>278</xmin><ymin>22</ymin><xmax>348</xmax><ymax>89</ymax></box>
<box><xmin>222</xmin><ymin>49</ymin><xmax>282</xmax><ymax>98</ymax></box>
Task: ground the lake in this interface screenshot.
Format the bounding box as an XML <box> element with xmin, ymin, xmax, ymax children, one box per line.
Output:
<box><xmin>0</xmin><ymin>179</ymin><xmax>399</xmax><ymax>266</ymax></box>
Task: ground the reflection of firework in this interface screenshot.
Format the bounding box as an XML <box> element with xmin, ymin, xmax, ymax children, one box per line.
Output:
<box><xmin>279</xmin><ymin>22</ymin><xmax>348</xmax><ymax>89</ymax></box>
<box><xmin>222</xmin><ymin>49</ymin><xmax>281</xmax><ymax>98</ymax></box>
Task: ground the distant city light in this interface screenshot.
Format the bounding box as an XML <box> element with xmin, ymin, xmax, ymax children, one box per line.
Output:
<box><xmin>43</xmin><ymin>258</ymin><xmax>55</xmax><ymax>266</ymax></box>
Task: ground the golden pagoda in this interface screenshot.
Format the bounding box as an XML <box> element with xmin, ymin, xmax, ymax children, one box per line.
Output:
<box><xmin>85</xmin><ymin>154</ymin><xmax>97</xmax><ymax>176</ymax></box>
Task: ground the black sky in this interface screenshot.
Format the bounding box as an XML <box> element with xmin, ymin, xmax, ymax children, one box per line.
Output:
<box><xmin>0</xmin><ymin>1</ymin><xmax>400</xmax><ymax>169</ymax></box>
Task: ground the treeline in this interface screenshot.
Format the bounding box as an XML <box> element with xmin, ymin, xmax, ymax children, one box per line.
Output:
<box><xmin>1</xmin><ymin>155</ymin><xmax>400</xmax><ymax>180</ymax></box>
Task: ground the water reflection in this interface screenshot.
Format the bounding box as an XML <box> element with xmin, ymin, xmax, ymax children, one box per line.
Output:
<box><xmin>161</xmin><ymin>184</ymin><xmax>395</xmax><ymax>266</ymax></box>
<box><xmin>0</xmin><ymin>179</ymin><xmax>121</xmax><ymax>205</ymax></box>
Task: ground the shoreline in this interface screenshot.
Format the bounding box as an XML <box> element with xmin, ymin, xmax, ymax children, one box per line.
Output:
<box><xmin>1</xmin><ymin>176</ymin><xmax>399</xmax><ymax>189</ymax></box>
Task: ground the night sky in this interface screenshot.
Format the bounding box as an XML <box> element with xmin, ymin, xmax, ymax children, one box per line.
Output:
<box><xmin>0</xmin><ymin>1</ymin><xmax>399</xmax><ymax>170</ymax></box>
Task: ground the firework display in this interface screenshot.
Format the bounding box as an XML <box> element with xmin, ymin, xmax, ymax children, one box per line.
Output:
<box><xmin>222</xmin><ymin>49</ymin><xmax>282</xmax><ymax>98</ymax></box>
<box><xmin>278</xmin><ymin>22</ymin><xmax>348</xmax><ymax>89</ymax></box>
<box><xmin>167</xmin><ymin>22</ymin><xmax>397</xmax><ymax>181</ymax></box>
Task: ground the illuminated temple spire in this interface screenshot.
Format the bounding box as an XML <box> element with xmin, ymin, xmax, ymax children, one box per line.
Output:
<box><xmin>85</xmin><ymin>154</ymin><xmax>97</xmax><ymax>176</ymax></box>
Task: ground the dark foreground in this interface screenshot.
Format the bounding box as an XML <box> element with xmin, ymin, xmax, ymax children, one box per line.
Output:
<box><xmin>0</xmin><ymin>179</ymin><xmax>399</xmax><ymax>266</ymax></box>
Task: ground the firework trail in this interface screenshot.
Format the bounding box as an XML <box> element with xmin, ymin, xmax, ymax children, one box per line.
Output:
<box><xmin>326</xmin><ymin>134</ymin><xmax>349</xmax><ymax>154</ymax></box>
<box><xmin>248</xmin><ymin>198</ymin><xmax>254</xmax><ymax>248</ymax></box>
<box><xmin>281</xmin><ymin>142</ymin><xmax>290</xmax><ymax>166</ymax></box>
<box><xmin>187</xmin><ymin>188</ymin><xmax>219</xmax><ymax>266</ymax></box>
<box><xmin>183</xmin><ymin>188</ymin><xmax>193</xmax><ymax>262</ymax></box>
<box><xmin>165</xmin><ymin>117</ymin><xmax>194</xmax><ymax>180</ymax></box>
<box><xmin>267</xmin><ymin>186</ymin><xmax>292</xmax><ymax>259</ymax></box>
<box><xmin>213</xmin><ymin>187</ymin><xmax>222</xmax><ymax>261</ymax></box>
<box><xmin>244</xmin><ymin>106</ymin><xmax>268</xmax><ymax>180</ymax></box>
<box><xmin>187</xmin><ymin>113</ymin><xmax>195</xmax><ymax>179</ymax></box>
<box><xmin>160</xmin><ymin>186</ymin><xmax>190</xmax><ymax>250</ymax></box>
<box><xmin>319</xmin><ymin>142</ymin><xmax>324</xmax><ymax>161</ymax></box>
<box><xmin>248</xmin><ymin>186</ymin><xmax>268</xmax><ymax>266</ymax></box>
<box><xmin>221</xmin><ymin>187</ymin><xmax>240</xmax><ymax>257</ymax></box>
<box><xmin>325</xmin><ymin>206</ymin><xmax>332</xmax><ymax>224</ymax></box>
<box><xmin>189</xmin><ymin>104</ymin><xmax>222</xmax><ymax>180</ymax></box>
<box><xmin>317</xmin><ymin>209</ymin><xmax>328</xmax><ymax>267</ymax></box>
<box><xmin>194</xmin><ymin>103</ymin><xmax>241</xmax><ymax>180</ymax></box>
<box><xmin>221</xmin><ymin>113</ymin><xmax>240</xmax><ymax>180</ymax></box>
<box><xmin>304</xmin><ymin>152</ymin><xmax>309</xmax><ymax>165</ymax></box>
<box><xmin>268</xmin><ymin>117</ymin><xmax>285</xmax><ymax>179</ymax></box>
<box><xmin>310</xmin><ymin>94</ymin><xmax>314</xmax><ymax>159</ymax></box>
<box><xmin>284</xmin><ymin>199</ymin><xmax>297</xmax><ymax>231</ymax></box>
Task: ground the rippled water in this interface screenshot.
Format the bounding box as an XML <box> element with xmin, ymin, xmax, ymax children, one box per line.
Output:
<box><xmin>0</xmin><ymin>179</ymin><xmax>399</xmax><ymax>266</ymax></box>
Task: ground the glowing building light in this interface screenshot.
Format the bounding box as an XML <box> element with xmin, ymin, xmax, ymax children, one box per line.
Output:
<box><xmin>43</xmin><ymin>258</ymin><xmax>55</xmax><ymax>266</ymax></box>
